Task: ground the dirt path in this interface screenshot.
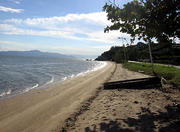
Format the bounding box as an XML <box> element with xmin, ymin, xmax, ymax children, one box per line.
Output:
<box><xmin>66</xmin><ymin>64</ymin><xmax>180</xmax><ymax>132</ymax></box>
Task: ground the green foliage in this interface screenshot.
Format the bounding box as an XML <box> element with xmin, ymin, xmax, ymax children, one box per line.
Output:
<box><xmin>123</xmin><ymin>62</ymin><xmax>180</xmax><ymax>86</ymax></box>
<box><xmin>123</xmin><ymin>62</ymin><xmax>153</xmax><ymax>74</ymax></box>
<box><xmin>95</xmin><ymin>46</ymin><xmax>126</xmax><ymax>63</ymax></box>
<box><xmin>95</xmin><ymin>42</ymin><xmax>180</xmax><ymax>65</ymax></box>
<box><xmin>103</xmin><ymin>0</ymin><xmax>180</xmax><ymax>43</ymax></box>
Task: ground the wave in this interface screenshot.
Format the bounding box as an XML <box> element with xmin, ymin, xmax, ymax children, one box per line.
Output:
<box><xmin>0</xmin><ymin>89</ymin><xmax>12</xmax><ymax>97</ymax></box>
<box><xmin>0</xmin><ymin>61</ymin><xmax>107</xmax><ymax>98</ymax></box>
<box><xmin>60</xmin><ymin>61</ymin><xmax>107</xmax><ymax>82</ymax></box>
<box><xmin>76</xmin><ymin>61</ymin><xmax>107</xmax><ymax>76</ymax></box>
<box><xmin>23</xmin><ymin>83</ymin><xmax>39</xmax><ymax>92</ymax></box>
<box><xmin>22</xmin><ymin>75</ymin><xmax>54</xmax><ymax>93</ymax></box>
<box><xmin>19</xmin><ymin>76</ymin><xmax>54</xmax><ymax>93</ymax></box>
<box><xmin>45</xmin><ymin>76</ymin><xmax>54</xmax><ymax>85</ymax></box>
<box><xmin>61</xmin><ymin>74</ymin><xmax>75</xmax><ymax>81</ymax></box>
<box><xmin>91</xmin><ymin>61</ymin><xmax>107</xmax><ymax>72</ymax></box>
<box><xmin>62</xmin><ymin>76</ymin><xmax>67</xmax><ymax>81</ymax></box>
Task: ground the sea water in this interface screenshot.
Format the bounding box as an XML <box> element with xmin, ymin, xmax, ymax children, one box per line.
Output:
<box><xmin>0</xmin><ymin>55</ymin><xmax>106</xmax><ymax>98</ymax></box>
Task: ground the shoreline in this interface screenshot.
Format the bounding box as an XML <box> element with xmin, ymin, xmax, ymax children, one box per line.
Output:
<box><xmin>0</xmin><ymin>61</ymin><xmax>107</xmax><ymax>100</ymax></box>
<box><xmin>0</xmin><ymin>61</ymin><xmax>115</xmax><ymax>132</ymax></box>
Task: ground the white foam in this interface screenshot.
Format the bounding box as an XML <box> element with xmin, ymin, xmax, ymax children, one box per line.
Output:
<box><xmin>91</xmin><ymin>61</ymin><xmax>107</xmax><ymax>72</ymax></box>
<box><xmin>60</xmin><ymin>61</ymin><xmax>107</xmax><ymax>82</ymax></box>
<box><xmin>6</xmin><ymin>89</ymin><xmax>12</xmax><ymax>95</ymax></box>
<box><xmin>0</xmin><ymin>90</ymin><xmax>12</xmax><ymax>97</ymax></box>
<box><xmin>23</xmin><ymin>83</ymin><xmax>39</xmax><ymax>92</ymax></box>
<box><xmin>76</xmin><ymin>72</ymin><xmax>84</xmax><ymax>76</ymax></box>
<box><xmin>0</xmin><ymin>92</ymin><xmax>6</xmax><ymax>97</ymax></box>
<box><xmin>23</xmin><ymin>76</ymin><xmax>54</xmax><ymax>93</ymax></box>
<box><xmin>62</xmin><ymin>76</ymin><xmax>67</xmax><ymax>81</ymax></box>
<box><xmin>46</xmin><ymin>76</ymin><xmax>54</xmax><ymax>85</ymax></box>
<box><xmin>78</xmin><ymin>61</ymin><xmax>107</xmax><ymax>76</ymax></box>
<box><xmin>70</xmin><ymin>74</ymin><xmax>75</xmax><ymax>78</ymax></box>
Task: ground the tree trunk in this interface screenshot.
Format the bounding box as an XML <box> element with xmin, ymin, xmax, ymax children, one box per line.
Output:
<box><xmin>148</xmin><ymin>41</ymin><xmax>154</xmax><ymax>74</ymax></box>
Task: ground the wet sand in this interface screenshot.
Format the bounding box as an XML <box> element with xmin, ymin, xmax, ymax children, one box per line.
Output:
<box><xmin>0</xmin><ymin>62</ymin><xmax>116</xmax><ymax>132</ymax></box>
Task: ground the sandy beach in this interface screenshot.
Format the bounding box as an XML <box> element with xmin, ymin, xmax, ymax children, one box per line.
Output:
<box><xmin>63</xmin><ymin>64</ymin><xmax>180</xmax><ymax>132</ymax></box>
<box><xmin>0</xmin><ymin>63</ymin><xmax>180</xmax><ymax>132</ymax></box>
<box><xmin>0</xmin><ymin>62</ymin><xmax>115</xmax><ymax>132</ymax></box>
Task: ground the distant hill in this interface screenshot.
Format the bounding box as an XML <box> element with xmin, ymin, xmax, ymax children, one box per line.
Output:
<box><xmin>0</xmin><ymin>50</ymin><xmax>74</xmax><ymax>59</ymax></box>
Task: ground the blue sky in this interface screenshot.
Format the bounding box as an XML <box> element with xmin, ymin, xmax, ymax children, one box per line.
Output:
<box><xmin>0</xmin><ymin>0</ymin><xmax>132</xmax><ymax>56</ymax></box>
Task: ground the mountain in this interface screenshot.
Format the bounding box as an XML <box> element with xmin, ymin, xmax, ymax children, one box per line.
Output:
<box><xmin>0</xmin><ymin>50</ymin><xmax>74</xmax><ymax>59</ymax></box>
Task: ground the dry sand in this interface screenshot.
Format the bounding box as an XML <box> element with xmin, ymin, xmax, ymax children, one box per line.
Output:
<box><xmin>64</xmin><ymin>64</ymin><xmax>180</xmax><ymax>132</ymax></box>
<box><xmin>0</xmin><ymin>62</ymin><xmax>116</xmax><ymax>132</ymax></box>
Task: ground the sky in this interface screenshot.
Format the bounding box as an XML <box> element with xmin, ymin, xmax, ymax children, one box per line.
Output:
<box><xmin>0</xmin><ymin>0</ymin><xmax>132</xmax><ymax>56</ymax></box>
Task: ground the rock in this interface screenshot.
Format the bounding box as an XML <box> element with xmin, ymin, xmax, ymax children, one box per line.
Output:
<box><xmin>134</xmin><ymin>101</ymin><xmax>139</xmax><ymax>104</ymax></box>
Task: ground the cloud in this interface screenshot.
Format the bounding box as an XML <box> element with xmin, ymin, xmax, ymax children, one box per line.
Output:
<box><xmin>0</xmin><ymin>24</ymin><xmax>130</xmax><ymax>44</ymax></box>
<box><xmin>5</xmin><ymin>18</ymin><xmax>22</xmax><ymax>24</ymax></box>
<box><xmin>0</xmin><ymin>5</ymin><xmax>23</xmax><ymax>13</ymax></box>
<box><xmin>0</xmin><ymin>24</ymin><xmax>73</xmax><ymax>38</ymax></box>
<box><xmin>92</xmin><ymin>45</ymin><xmax>111</xmax><ymax>51</ymax></box>
<box><xmin>8</xmin><ymin>0</ymin><xmax>21</xmax><ymax>4</ymax></box>
<box><xmin>6</xmin><ymin>12</ymin><xmax>111</xmax><ymax>27</ymax></box>
<box><xmin>0</xmin><ymin>24</ymin><xmax>24</xmax><ymax>33</ymax></box>
<box><xmin>0</xmin><ymin>40</ymin><xmax>36</xmax><ymax>51</ymax></box>
<box><xmin>86</xmin><ymin>30</ymin><xmax>130</xmax><ymax>44</ymax></box>
<box><xmin>2</xmin><ymin>12</ymin><xmax>131</xmax><ymax>44</ymax></box>
<box><xmin>24</xmin><ymin>12</ymin><xmax>111</xmax><ymax>26</ymax></box>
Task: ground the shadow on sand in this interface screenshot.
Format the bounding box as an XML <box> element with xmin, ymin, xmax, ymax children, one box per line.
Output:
<box><xmin>85</xmin><ymin>104</ymin><xmax>180</xmax><ymax>132</ymax></box>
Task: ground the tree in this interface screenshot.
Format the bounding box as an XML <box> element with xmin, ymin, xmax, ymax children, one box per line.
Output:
<box><xmin>103</xmin><ymin>0</ymin><xmax>180</xmax><ymax>43</ymax></box>
<box><xmin>103</xmin><ymin>0</ymin><xmax>180</xmax><ymax>73</ymax></box>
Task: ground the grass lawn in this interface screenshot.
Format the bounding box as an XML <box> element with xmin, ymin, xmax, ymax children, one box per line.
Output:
<box><xmin>123</xmin><ymin>62</ymin><xmax>180</xmax><ymax>87</ymax></box>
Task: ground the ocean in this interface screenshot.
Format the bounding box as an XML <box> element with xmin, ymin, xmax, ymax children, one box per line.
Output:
<box><xmin>0</xmin><ymin>55</ymin><xmax>106</xmax><ymax>98</ymax></box>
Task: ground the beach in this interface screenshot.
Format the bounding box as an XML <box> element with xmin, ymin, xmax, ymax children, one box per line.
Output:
<box><xmin>0</xmin><ymin>63</ymin><xmax>180</xmax><ymax>132</ymax></box>
<box><xmin>63</xmin><ymin>64</ymin><xmax>180</xmax><ymax>132</ymax></box>
<box><xmin>0</xmin><ymin>62</ymin><xmax>115</xmax><ymax>132</ymax></box>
